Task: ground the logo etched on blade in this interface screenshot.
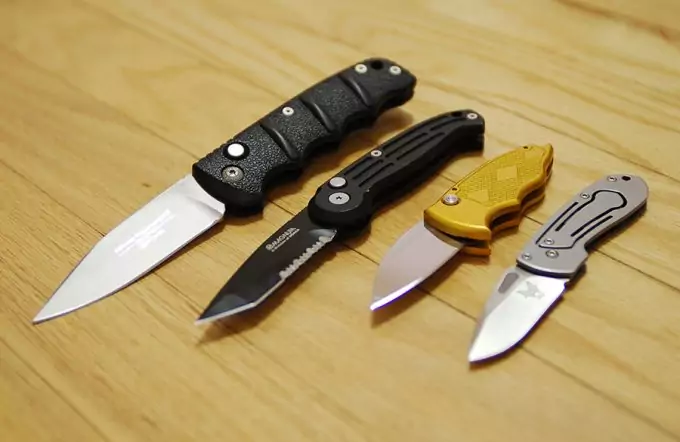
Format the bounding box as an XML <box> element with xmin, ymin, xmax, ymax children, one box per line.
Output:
<box><xmin>266</xmin><ymin>227</ymin><xmax>300</xmax><ymax>252</ymax></box>
<box><xmin>278</xmin><ymin>235</ymin><xmax>333</xmax><ymax>279</ymax></box>
<box><xmin>517</xmin><ymin>281</ymin><xmax>545</xmax><ymax>299</ymax></box>
<box><xmin>114</xmin><ymin>209</ymin><xmax>177</xmax><ymax>257</ymax></box>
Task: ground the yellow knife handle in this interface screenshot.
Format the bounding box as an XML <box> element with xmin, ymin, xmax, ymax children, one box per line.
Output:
<box><xmin>462</xmin><ymin>186</ymin><xmax>547</xmax><ymax>255</ymax></box>
<box><xmin>424</xmin><ymin>144</ymin><xmax>554</xmax><ymax>243</ymax></box>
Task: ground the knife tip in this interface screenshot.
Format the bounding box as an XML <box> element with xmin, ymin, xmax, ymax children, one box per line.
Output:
<box><xmin>32</xmin><ymin>300</ymin><xmax>66</xmax><ymax>324</ymax></box>
<box><xmin>369</xmin><ymin>290</ymin><xmax>408</xmax><ymax>311</ymax></box>
<box><xmin>194</xmin><ymin>303</ymin><xmax>253</xmax><ymax>326</ymax></box>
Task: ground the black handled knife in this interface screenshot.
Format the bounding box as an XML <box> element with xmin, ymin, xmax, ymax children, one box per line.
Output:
<box><xmin>196</xmin><ymin>110</ymin><xmax>486</xmax><ymax>324</ymax></box>
<box><xmin>35</xmin><ymin>58</ymin><xmax>416</xmax><ymax>323</ymax></box>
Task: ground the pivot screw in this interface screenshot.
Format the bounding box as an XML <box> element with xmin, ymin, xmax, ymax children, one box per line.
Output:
<box><xmin>282</xmin><ymin>106</ymin><xmax>294</xmax><ymax>116</ymax></box>
<box><xmin>521</xmin><ymin>252</ymin><xmax>532</xmax><ymax>261</ymax></box>
<box><xmin>608</xmin><ymin>175</ymin><xmax>617</xmax><ymax>182</ymax></box>
<box><xmin>581</xmin><ymin>193</ymin><xmax>590</xmax><ymax>199</ymax></box>
<box><xmin>389</xmin><ymin>65</ymin><xmax>402</xmax><ymax>75</ymax></box>
<box><xmin>329</xmin><ymin>192</ymin><xmax>350</xmax><ymax>205</ymax></box>
<box><xmin>354</xmin><ymin>64</ymin><xmax>368</xmax><ymax>74</ymax></box>
<box><xmin>466</xmin><ymin>113</ymin><xmax>478</xmax><ymax>120</ymax></box>
<box><xmin>442</xmin><ymin>194</ymin><xmax>459</xmax><ymax>205</ymax></box>
<box><xmin>370</xmin><ymin>150</ymin><xmax>382</xmax><ymax>157</ymax></box>
<box><xmin>543</xmin><ymin>238</ymin><xmax>554</xmax><ymax>245</ymax></box>
<box><xmin>546</xmin><ymin>249</ymin><xmax>559</xmax><ymax>258</ymax></box>
<box><xmin>222</xmin><ymin>166</ymin><xmax>244</xmax><ymax>182</ymax></box>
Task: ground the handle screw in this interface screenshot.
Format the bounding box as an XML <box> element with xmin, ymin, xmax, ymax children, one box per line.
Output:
<box><xmin>521</xmin><ymin>252</ymin><xmax>532</xmax><ymax>260</ymax></box>
<box><xmin>222</xmin><ymin>166</ymin><xmax>244</xmax><ymax>182</ymax></box>
<box><xmin>354</xmin><ymin>64</ymin><xmax>368</xmax><ymax>74</ymax></box>
<box><xmin>328</xmin><ymin>192</ymin><xmax>350</xmax><ymax>205</ymax></box>
<box><xmin>282</xmin><ymin>106</ymin><xmax>295</xmax><ymax>116</ymax></box>
<box><xmin>370</xmin><ymin>150</ymin><xmax>382</xmax><ymax>157</ymax></box>
<box><xmin>607</xmin><ymin>176</ymin><xmax>618</xmax><ymax>182</ymax></box>
<box><xmin>466</xmin><ymin>113</ymin><xmax>478</xmax><ymax>120</ymax></box>
<box><xmin>543</xmin><ymin>238</ymin><xmax>554</xmax><ymax>245</ymax></box>
<box><xmin>389</xmin><ymin>65</ymin><xmax>402</xmax><ymax>75</ymax></box>
<box><xmin>580</xmin><ymin>192</ymin><xmax>590</xmax><ymax>199</ymax></box>
<box><xmin>546</xmin><ymin>249</ymin><xmax>559</xmax><ymax>258</ymax></box>
<box><xmin>442</xmin><ymin>194</ymin><xmax>460</xmax><ymax>205</ymax></box>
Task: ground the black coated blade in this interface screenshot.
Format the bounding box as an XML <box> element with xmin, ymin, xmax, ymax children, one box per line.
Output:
<box><xmin>196</xmin><ymin>209</ymin><xmax>337</xmax><ymax>324</ymax></box>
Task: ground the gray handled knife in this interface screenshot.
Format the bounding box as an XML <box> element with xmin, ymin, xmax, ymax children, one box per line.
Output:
<box><xmin>34</xmin><ymin>58</ymin><xmax>416</xmax><ymax>324</ymax></box>
<box><xmin>468</xmin><ymin>174</ymin><xmax>649</xmax><ymax>362</ymax></box>
<box><xmin>196</xmin><ymin>110</ymin><xmax>486</xmax><ymax>324</ymax></box>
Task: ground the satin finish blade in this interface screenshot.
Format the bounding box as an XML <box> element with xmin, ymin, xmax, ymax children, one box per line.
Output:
<box><xmin>34</xmin><ymin>175</ymin><xmax>226</xmax><ymax>323</ymax></box>
<box><xmin>370</xmin><ymin>221</ymin><xmax>464</xmax><ymax>310</ymax></box>
<box><xmin>196</xmin><ymin>209</ymin><xmax>337</xmax><ymax>324</ymax></box>
<box><xmin>468</xmin><ymin>267</ymin><xmax>568</xmax><ymax>362</ymax></box>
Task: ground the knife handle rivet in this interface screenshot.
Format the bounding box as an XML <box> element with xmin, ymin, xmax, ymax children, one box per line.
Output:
<box><xmin>224</xmin><ymin>142</ymin><xmax>246</xmax><ymax>159</ymax></box>
<box><xmin>545</xmin><ymin>249</ymin><xmax>559</xmax><ymax>258</ymax></box>
<box><xmin>282</xmin><ymin>106</ymin><xmax>295</xmax><ymax>116</ymax></box>
<box><xmin>222</xmin><ymin>166</ymin><xmax>244</xmax><ymax>182</ymax></box>
<box><xmin>580</xmin><ymin>192</ymin><xmax>590</xmax><ymax>199</ymax></box>
<box><xmin>466</xmin><ymin>113</ymin><xmax>479</xmax><ymax>120</ymax></box>
<box><xmin>389</xmin><ymin>65</ymin><xmax>402</xmax><ymax>75</ymax></box>
<box><xmin>370</xmin><ymin>150</ymin><xmax>382</xmax><ymax>157</ymax></box>
<box><xmin>354</xmin><ymin>64</ymin><xmax>368</xmax><ymax>74</ymax></box>
<box><xmin>543</xmin><ymin>238</ymin><xmax>554</xmax><ymax>245</ymax></box>
<box><xmin>607</xmin><ymin>175</ymin><xmax>618</xmax><ymax>182</ymax></box>
<box><xmin>328</xmin><ymin>192</ymin><xmax>350</xmax><ymax>205</ymax></box>
<box><xmin>521</xmin><ymin>252</ymin><xmax>532</xmax><ymax>260</ymax></box>
<box><xmin>329</xmin><ymin>177</ymin><xmax>347</xmax><ymax>189</ymax></box>
<box><xmin>442</xmin><ymin>194</ymin><xmax>460</xmax><ymax>205</ymax></box>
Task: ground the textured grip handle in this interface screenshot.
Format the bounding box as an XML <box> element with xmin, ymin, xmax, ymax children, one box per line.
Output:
<box><xmin>517</xmin><ymin>174</ymin><xmax>648</xmax><ymax>278</ymax></box>
<box><xmin>307</xmin><ymin>110</ymin><xmax>485</xmax><ymax>231</ymax></box>
<box><xmin>423</xmin><ymin>144</ymin><xmax>554</xmax><ymax>242</ymax></box>
<box><xmin>191</xmin><ymin>58</ymin><xmax>416</xmax><ymax>214</ymax></box>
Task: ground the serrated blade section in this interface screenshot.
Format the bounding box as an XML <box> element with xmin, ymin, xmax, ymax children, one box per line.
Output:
<box><xmin>34</xmin><ymin>175</ymin><xmax>226</xmax><ymax>323</ymax></box>
<box><xmin>195</xmin><ymin>209</ymin><xmax>337</xmax><ymax>324</ymax></box>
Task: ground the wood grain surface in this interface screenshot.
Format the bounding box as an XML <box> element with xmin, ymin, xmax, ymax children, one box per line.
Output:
<box><xmin>1</xmin><ymin>1</ymin><xmax>679</xmax><ymax>441</ymax></box>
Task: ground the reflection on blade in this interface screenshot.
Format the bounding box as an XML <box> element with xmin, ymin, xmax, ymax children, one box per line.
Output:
<box><xmin>468</xmin><ymin>267</ymin><xmax>568</xmax><ymax>362</ymax></box>
<box><xmin>195</xmin><ymin>209</ymin><xmax>337</xmax><ymax>324</ymax></box>
<box><xmin>370</xmin><ymin>221</ymin><xmax>464</xmax><ymax>310</ymax></box>
<box><xmin>34</xmin><ymin>175</ymin><xmax>226</xmax><ymax>323</ymax></box>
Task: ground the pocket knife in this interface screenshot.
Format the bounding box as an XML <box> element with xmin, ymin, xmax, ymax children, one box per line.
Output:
<box><xmin>34</xmin><ymin>58</ymin><xmax>417</xmax><ymax>324</ymax></box>
<box><xmin>468</xmin><ymin>174</ymin><xmax>649</xmax><ymax>362</ymax></box>
<box><xmin>370</xmin><ymin>144</ymin><xmax>554</xmax><ymax>310</ymax></box>
<box><xmin>196</xmin><ymin>110</ymin><xmax>486</xmax><ymax>324</ymax></box>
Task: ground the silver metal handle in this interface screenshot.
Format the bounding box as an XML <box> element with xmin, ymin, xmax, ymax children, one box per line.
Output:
<box><xmin>517</xmin><ymin>174</ymin><xmax>648</xmax><ymax>278</ymax></box>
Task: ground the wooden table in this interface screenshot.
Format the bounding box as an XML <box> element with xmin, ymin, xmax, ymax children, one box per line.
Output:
<box><xmin>1</xmin><ymin>1</ymin><xmax>679</xmax><ymax>441</ymax></box>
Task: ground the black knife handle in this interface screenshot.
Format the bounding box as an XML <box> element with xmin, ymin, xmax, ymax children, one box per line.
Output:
<box><xmin>191</xmin><ymin>57</ymin><xmax>417</xmax><ymax>214</ymax></box>
<box><xmin>307</xmin><ymin>110</ymin><xmax>486</xmax><ymax>232</ymax></box>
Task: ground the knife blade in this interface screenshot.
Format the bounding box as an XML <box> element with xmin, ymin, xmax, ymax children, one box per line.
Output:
<box><xmin>34</xmin><ymin>58</ymin><xmax>417</xmax><ymax>324</ymax></box>
<box><xmin>370</xmin><ymin>144</ymin><xmax>554</xmax><ymax>310</ymax></box>
<box><xmin>468</xmin><ymin>174</ymin><xmax>649</xmax><ymax>363</ymax></box>
<box><xmin>195</xmin><ymin>110</ymin><xmax>487</xmax><ymax>324</ymax></box>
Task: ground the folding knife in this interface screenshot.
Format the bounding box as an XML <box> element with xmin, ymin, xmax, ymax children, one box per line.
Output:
<box><xmin>34</xmin><ymin>58</ymin><xmax>417</xmax><ymax>324</ymax></box>
<box><xmin>195</xmin><ymin>110</ymin><xmax>486</xmax><ymax>324</ymax></box>
<box><xmin>370</xmin><ymin>144</ymin><xmax>554</xmax><ymax>310</ymax></box>
<box><xmin>468</xmin><ymin>174</ymin><xmax>649</xmax><ymax>362</ymax></box>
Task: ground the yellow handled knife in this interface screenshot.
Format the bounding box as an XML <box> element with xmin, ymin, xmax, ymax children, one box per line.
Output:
<box><xmin>370</xmin><ymin>144</ymin><xmax>554</xmax><ymax>310</ymax></box>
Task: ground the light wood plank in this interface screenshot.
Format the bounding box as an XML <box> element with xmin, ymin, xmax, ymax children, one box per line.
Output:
<box><xmin>1</xmin><ymin>1</ymin><xmax>679</xmax><ymax>441</ymax></box>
